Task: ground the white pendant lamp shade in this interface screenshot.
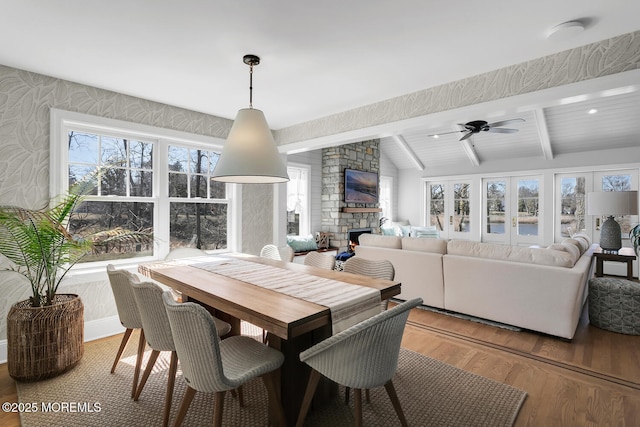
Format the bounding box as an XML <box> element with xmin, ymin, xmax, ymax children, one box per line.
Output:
<box><xmin>212</xmin><ymin>108</ymin><xmax>288</xmax><ymax>183</ymax></box>
<box><xmin>212</xmin><ymin>54</ymin><xmax>289</xmax><ymax>184</ymax></box>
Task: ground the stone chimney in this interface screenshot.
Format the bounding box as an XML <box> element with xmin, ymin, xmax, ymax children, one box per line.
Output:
<box><xmin>321</xmin><ymin>140</ymin><xmax>380</xmax><ymax>250</ymax></box>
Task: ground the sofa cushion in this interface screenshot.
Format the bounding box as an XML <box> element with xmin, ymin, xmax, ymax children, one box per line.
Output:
<box><xmin>447</xmin><ymin>240</ymin><xmax>575</xmax><ymax>268</ymax></box>
<box><xmin>548</xmin><ymin>243</ymin><xmax>580</xmax><ymax>265</ymax></box>
<box><xmin>402</xmin><ymin>237</ymin><xmax>447</xmax><ymax>254</ymax></box>
<box><xmin>572</xmin><ymin>235</ymin><xmax>590</xmax><ymax>253</ymax></box>
<box><xmin>573</xmin><ymin>232</ymin><xmax>592</xmax><ymax>246</ymax></box>
<box><xmin>562</xmin><ymin>238</ymin><xmax>586</xmax><ymax>255</ymax></box>
<box><xmin>358</xmin><ymin>234</ymin><xmax>402</xmax><ymax>249</ymax></box>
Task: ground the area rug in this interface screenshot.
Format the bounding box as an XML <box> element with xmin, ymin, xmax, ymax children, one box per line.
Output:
<box><xmin>17</xmin><ymin>333</ymin><xmax>526</xmax><ymax>427</ymax></box>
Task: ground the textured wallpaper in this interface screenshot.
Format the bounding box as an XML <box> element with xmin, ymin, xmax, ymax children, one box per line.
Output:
<box><xmin>0</xmin><ymin>65</ymin><xmax>232</xmax><ymax>208</ymax></box>
<box><xmin>275</xmin><ymin>30</ymin><xmax>640</xmax><ymax>145</ymax></box>
<box><xmin>0</xmin><ymin>65</ymin><xmax>235</xmax><ymax>339</ymax></box>
<box><xmin>242</xmin><ymin>185</ymin><xmax>274</xmax><ymax>256</ymax></box>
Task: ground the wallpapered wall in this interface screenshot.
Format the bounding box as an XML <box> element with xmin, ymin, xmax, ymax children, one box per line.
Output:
<box><xmin>275</xmin><ymin>30</ymin><xmax>640</xmax><ymax>146</ymax></box>
<box><xmin>0</xmin><ymin>65</ymin><xmax>274</xmax><ymax>341</ymax></box>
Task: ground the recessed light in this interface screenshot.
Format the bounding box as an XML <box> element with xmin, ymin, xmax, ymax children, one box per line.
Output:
<box><xmin>588</xmin><ymin>108</ymin><xmax>598</xmax><ymax>114</ymax></box>
<box><xmin>546</xmin><ymin>21</ymin><xmax>585</xmax><ymax>41</ymax></box>
<box><xmin>433</xmin><ymin>134</ymin><xmax>440</xmax><ymax>139</ymax></box>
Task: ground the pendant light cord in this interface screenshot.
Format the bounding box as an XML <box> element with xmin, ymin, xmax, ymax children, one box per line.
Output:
<box><xmin>248</xmin><ymin>62</ymin><xmax>254</xmax><ymax>109</ymax></box>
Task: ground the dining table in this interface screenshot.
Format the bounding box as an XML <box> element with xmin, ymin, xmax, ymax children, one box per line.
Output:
<box><xmin>138</xmin><ymin>252</ymin><xmax>401</xmax><ymax>426</ymax></box>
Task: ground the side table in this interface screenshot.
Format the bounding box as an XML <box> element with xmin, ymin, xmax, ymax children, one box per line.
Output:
<box><xmin>593</xmin><ymin>246</ymin><xmax>637</xmax><ymax>280</ymax></box>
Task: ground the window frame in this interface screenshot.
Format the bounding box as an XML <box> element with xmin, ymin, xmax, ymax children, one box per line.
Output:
<box><xmin>286</xmin><ymin>162</ymin><xmax>311</xmax><ymax>236</ymax></box>
<box><xmin>50</xmin><ymin>109</ymin><xmax>234</xmax><ymax>270</ymax></box>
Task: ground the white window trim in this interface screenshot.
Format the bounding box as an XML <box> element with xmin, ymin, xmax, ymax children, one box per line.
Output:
<box><xmin>286</xmin><ymin>162</ymin><xmax>311</xmax><ymax>236</ymax></box>
<box><xmin>379</xmin><ymin>175</ymin><xmax>393</xmax><ymax>222</ymax></box>
<box><xmin>50</xmin><ymin>108</ymin><xmax>239</xmax><ymax>272</ymax></box>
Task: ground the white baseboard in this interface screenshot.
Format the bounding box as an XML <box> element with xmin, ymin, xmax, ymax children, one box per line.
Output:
<box><xmin>0</xmin><ymin>315</ymin><xmax>125</xmax><ymax>364</ymax></box>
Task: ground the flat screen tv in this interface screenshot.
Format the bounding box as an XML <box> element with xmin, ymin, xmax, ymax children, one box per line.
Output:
<box><xmin>344</xmin><ymin>169</ymin><xmax>378</xmax><ymax>203</ymax></box>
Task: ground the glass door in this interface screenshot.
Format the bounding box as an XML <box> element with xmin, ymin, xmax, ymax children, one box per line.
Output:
<box><xmin>426</xmin><ymin>180</ymin><xmax>472</xmax><ymax>240</ymax></box>
<box><xmin>482</xmin><ymin>175</ymin><xmax>543</xmax><ymax>246</ymax></box>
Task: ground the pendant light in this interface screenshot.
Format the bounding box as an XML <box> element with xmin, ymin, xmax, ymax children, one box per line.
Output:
<box><xmin>212</xmin><ymin>54</ymin><xmax>289</xmax><ymax>183</ymax></box>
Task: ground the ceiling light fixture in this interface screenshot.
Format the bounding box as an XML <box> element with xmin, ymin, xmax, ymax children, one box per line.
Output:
<box><xmin>588</xmin><ymin>108</ymin><xmax>598</xmax><ymax>114</ymax></box>
<box><xmin>546</xmin><ymin>20</ymin><xmax>585</xmax><ymax>42</ymax></box>
<box><xmin>212</xmin><ymin>54</ymin><xmax>289</xmax><ymax>184</ymax></box>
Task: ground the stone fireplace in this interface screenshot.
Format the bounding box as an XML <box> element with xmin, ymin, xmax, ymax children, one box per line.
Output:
<box><xmin>321</xmin><ymin>139</ymin><xmax>380</xmax><ymax>250</ymax></box>
<box><xmin>347</xmin><ymin>228</ymin><xmax>373</xmax><ymax>252</ymax></box>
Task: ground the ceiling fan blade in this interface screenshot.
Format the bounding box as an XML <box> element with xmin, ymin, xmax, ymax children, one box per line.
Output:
<box><xmin>487</xmin><ymin>118</ymin><xmax>525</xmax><ymax>128</ymax></box>
<box><xmin>426</xmin><ymin>129</ymin><xmax>464</xmax><ymax>137</ymax></box>
<box><xmin>487</xmin><ymin>127</ymin><xmax>519</xmax><ymax>134</ymax></box>
<box><xmin>459</xmin><ymin>132</ymin><xmax>474</xmax><ymax>141</ymax></box>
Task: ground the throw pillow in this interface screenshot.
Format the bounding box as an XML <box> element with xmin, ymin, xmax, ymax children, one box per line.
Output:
<box><xmin>286</xmin><ymin>234</ymin><xmax>318</xmax><ymax>252</ymax></box>
<box><xmin>410</xmin><ymin>226</ymin><xmax>439</xmax><ymax>238</ymax></box>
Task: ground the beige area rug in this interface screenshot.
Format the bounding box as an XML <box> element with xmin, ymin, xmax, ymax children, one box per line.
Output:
<box><xmin>17</xmin><ymin>330</ymin><xmax>526</xmax><ymax>427</ymax></box>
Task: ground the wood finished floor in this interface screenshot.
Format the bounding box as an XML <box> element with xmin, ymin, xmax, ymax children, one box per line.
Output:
<box><xmin>1</xmin><ymin>304</ymin><xmax>639</xmax><ymax>426</ymax></box>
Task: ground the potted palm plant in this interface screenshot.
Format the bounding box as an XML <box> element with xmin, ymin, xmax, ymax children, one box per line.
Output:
<box><xmin>0</xmin><ymin>180</ymin><xmax>151</xmax><ymax>382</ymax></box>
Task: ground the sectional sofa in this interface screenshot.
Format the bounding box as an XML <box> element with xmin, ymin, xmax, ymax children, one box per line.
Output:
<box><xmin>355</xmin><ymin>233</ymin><xmax>596</xmax><ymax>339</ymax></box>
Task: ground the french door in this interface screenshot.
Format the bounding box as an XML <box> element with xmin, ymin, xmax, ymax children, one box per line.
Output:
<box><xmin>426</xmin><ymin>180</ymin><xmax>473</xmax><ymax>240</ymax></box>
<box><xmin>482</xmin><ymin>175</ymin><xmax>543</xmax><ymax>246</ymax></box>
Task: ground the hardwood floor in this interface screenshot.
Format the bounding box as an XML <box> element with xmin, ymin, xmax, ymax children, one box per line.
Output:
<box><xmin>402</xmin><ymin>304</ymin><xmax>640</xmax><ymax>426</ymax></box>
<box><xmin>1</xmin><ymin>305</ymin><xmax>639</xmax><ymax>426</ymax></box>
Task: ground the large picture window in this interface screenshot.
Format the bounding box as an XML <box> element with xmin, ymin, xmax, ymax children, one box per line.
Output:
<box><xmin>51</xmin><ymin>110</ymin><xmax>230</xmax><ymax>265</ymax></box>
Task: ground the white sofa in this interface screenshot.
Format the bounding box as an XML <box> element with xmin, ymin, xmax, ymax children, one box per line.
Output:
<box><xmin>355</xmin><ymin>233</ymin><xmax>596</xmax><ymax>339</ymax></box>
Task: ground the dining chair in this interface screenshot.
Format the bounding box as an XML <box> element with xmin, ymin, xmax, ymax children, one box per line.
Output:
<box><xmin>295</xmin><ymin>298</ymin><xmax>423</xmax><ymax>427</ymax></box>
<box><xmin>162</xmin><ymin>291</ymin><xmax>287</xmax><ymax>427</ymax></box>
<box><xmin>131</xmin><ymin>277</ymin><xmax>232</xmax><ymax>427</ymax></box>
<box><xmin>106</xmin><ymin>264</ymin><xmax>146</xmax><ymax>399</ymax></box>
<box><xmin>303</xmin><ymin>251</ymin><xmax>336</xmax><ymax>270</ymax></box>
<box><xmin>343</xmin><ymin>257</ymin><xmax>395</xmax><ymax>310</ymax></box>
<box><xmin>260</xmin><ymin>244</ymin><xmax>294</xmax><ymax>262</ymax></box>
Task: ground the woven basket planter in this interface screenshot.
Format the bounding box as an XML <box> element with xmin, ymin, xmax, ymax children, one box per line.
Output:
<box><xmin>7</xmin><ymin>294</ymin><xmax>84</xmax><ymax>382</ymax></box>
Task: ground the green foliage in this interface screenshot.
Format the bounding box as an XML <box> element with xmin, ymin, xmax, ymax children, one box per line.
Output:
<box><xmin>631</xmin><ymin>224</ymin><xmax>640</xmax><ymax>257</ymax></box>
<box><xmin>0</xmin><ymin>189</ymin><xmax>92</xmax><ymax>307</ymax></box>
<box><xmin>0</xmin><ymin>183</ymin><xmax>157</xmax><ymax>307</ymax></box>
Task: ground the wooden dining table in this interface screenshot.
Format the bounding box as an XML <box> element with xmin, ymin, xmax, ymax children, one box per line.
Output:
<box><xmin>139</xmin><ymin>253</ymin><xmax>401</xmax><ymax>426</ymax></box>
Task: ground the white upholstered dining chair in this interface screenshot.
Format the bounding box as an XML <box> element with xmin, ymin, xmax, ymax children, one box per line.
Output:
<box><xmin>295</xmin><ymin>298</ymin><xmax>423</xmax><ymax>427</ymax></box>
<box><xmin>343</xmin><ymin>257</ymin><xmax>395</xmax><ymax>310</ymax></box>
<box><xmin>162</xmin><ymin>291</ymin><xmax>287</xmax><ymax>427</ymax></box>
<box><xmin>260</xmin><ymin>244</ymin><xmax>294</xmax><ymax>262</ymax></box>
<box><xmin>106</xmin><ymin>264</ymin><xmax>146</xmax><ymax>399</ymax></box>
<box><xmin>131</xmin><ymin>276</ymin><xmax>231</xmax><ymax>427</ymax></box>
<box><xmin>303</xmin><ymin>251</ymin><xmax>336</xmax><ymax>270</ymax></box>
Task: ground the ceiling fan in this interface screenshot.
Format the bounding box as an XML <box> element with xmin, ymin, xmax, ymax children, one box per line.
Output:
<box><xmin>429</xmin><ymin>118</ymin><xmax>525</xmax><ymax>141</ymax></box>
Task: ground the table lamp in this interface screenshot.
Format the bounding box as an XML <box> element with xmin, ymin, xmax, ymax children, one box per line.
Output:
<box><xmin>587</xmin><ymin>191</ymin><xmax>638</xmax><ymax>251</ymax></box>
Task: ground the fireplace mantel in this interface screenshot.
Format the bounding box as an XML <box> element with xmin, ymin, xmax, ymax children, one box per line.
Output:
<box><xmin>342</xmin><ymin>207</ymin><xmax>382</xmax><ymax>213</ymax></box>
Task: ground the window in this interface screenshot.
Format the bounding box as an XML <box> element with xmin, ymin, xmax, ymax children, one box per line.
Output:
<box><xmin>51</xmin><ymin>110</ymin><xmax>230</xmax><ymax>265</ymax></box>
<box><xmin>286</xmin><ymin>164</ymin><xmax>310</xmax><ymax>236</ymax></box>
<box><xmin>425</xmin><ymin>180</ymin><xmax>472</xmax><ymax>239</ymax></box>
<box><xmin>555</xmin><ymin>174</ymin><xmax>588</xmax><ymax>239</ymax></box>
<box><xmin>482</xmin><ymin>175</ymin><xmax>542</xmax><ymax>246</ymax></box>
<box><xmin>168</xmin><ymin>146</ymin><xmax>228</xmax><ymax>250</ymax></box>
<box><xmin>379</xmin><ymin>176</ymin><xmax>392</xmax><ymax>222</ymax></box>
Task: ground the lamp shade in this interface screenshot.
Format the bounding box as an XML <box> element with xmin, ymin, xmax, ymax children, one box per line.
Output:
<box><xmin>212</xmin><ymin>108</ymin><xmax>289</xmax><ymax>183</ymax></box>
<box><xmin>587</xmin><ymin>190</ymin><xmax>638</xmax><ymax>251</ymax></box>
<box><xmin>587</xmin><ymin>191</ymin><xmax>639</xmax><ymax>215</ymax></box>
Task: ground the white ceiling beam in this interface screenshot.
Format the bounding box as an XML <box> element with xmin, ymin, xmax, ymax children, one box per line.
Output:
<box><xmin>460</xmin><ymin>138</ymin><xmax>480</xmax><ymax>167</ymax></box>
<box><xmin>533</xmin><ymin>108</ymin><xmax>554</xmax><ymax>160</ymax></box>
<box><xmin>391</xmin><ymin>134</ymin><xmax>424</xmax><ymax>171</ymax></box>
